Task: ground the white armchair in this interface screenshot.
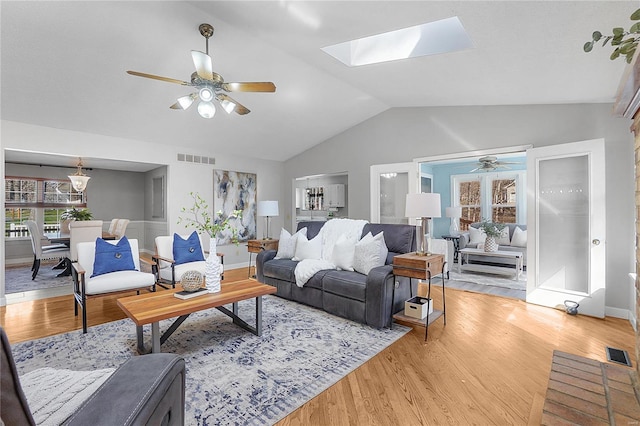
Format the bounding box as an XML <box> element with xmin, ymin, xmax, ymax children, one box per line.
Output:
<box><xmin>154</xmin><ymin>234</ymin><xmax>224</xmax><ymax>288</ymax></box>
<box><xmin>72</xmin><ymin>238</ymin><xmax>156</xmax><ymax>333</ymax></box>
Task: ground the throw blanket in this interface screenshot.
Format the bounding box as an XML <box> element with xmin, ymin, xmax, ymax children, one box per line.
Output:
<box><xmin>20</xmin><ymin>367</ymin><xmax>115</xmax><ymax>425</ymax></box>
<box><xmin>295</xmin><ymin>218</ymin><xmax>368</xmax><ymax>287</ymax></box>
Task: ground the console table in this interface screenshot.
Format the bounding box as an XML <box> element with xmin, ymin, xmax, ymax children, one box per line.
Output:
<box><xmin>247</xmin><ymin>239</ymin><xmax>279</xmax><ymax>278</ymax></box>
<box><xmin>392</xmin><ymin>253</ymin><xmax>446</xmax><ymax>341</ymax></box>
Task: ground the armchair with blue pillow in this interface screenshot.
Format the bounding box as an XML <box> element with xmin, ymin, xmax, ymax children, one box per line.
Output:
<box><xmin>153</xmin><ymin>231</ymin><xmax>225</xmax><ymax>288</ymax></box>
<box><xmin>72</xmin><ymin>237</ymin><xmax>156</xmax><ymax>333</ymax></box>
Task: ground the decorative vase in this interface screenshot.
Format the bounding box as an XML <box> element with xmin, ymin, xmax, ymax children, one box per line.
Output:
<box><xmin>484</xmin><ymin>236</ymin><xmax>498</xmax><ymax>252</ymax></box>
<box><xmin>205</xmin><ymin>238</ymin><xmax>222</xmax><ymax>293</ymax></box>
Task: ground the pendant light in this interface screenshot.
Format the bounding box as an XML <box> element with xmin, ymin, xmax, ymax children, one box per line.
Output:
<box><xmin>68</xmin><ymin>158</ymin><xmax>90</xmax><ymax>192</ymax></box>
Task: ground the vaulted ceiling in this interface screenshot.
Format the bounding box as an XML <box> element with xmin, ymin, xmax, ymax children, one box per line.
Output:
<box><xmin>1</xmin><ymin>1</ymin><xmax>634</xmax><ymax>163</ymax></box>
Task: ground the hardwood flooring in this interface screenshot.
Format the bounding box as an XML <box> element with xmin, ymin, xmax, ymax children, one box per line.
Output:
<box><xmin>1</xmin><ymin>268</ymin><xmax>635</xmax><ymax>425</ymax></box>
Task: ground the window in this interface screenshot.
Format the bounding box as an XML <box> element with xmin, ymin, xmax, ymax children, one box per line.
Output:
<box><xmin>452</xmin><ymin>171</ymin><xmax>525</xmax><ymax>227</ymax></box>
<box><xmin>457</xmin><ymin>178</ymin><xmax>481</xmax><ymax>230</ymax></box>
<box><xmin>5</xmin><ymin>177</ymin><xmax>87</xmax><ymax>238</ymax></box>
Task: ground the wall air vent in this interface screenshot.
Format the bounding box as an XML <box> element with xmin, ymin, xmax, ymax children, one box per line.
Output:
<box><xmin>177</xmin><ymin>153</ymin><xmax>215</xmax><ymax>165</ymax></box>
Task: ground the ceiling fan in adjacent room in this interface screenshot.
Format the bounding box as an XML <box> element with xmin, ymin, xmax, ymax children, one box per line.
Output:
<box><xmin>469</xmin><ymin>156</ymin><xmax>520</xmax><ymax>172</ymax></box>
<box><xmin>127</xmin><ymin>23</ymin><xmax>276</xmax><ymax>118</ymax></box>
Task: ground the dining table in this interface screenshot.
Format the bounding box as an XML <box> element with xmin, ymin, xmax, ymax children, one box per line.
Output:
<box><xmin>45</xmin><ymin>231</ymin><xmax>117</xmax><ymax>276</ymax></box>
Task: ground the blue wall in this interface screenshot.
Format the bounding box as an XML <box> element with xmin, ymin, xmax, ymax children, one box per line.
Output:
<box><xmin>421</xmin><ymin>156</ymin><xmax>526</xmax><ymax>238</ymax></box>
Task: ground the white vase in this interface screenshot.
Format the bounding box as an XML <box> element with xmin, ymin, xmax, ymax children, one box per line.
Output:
<box><xmin>205</xmin><ymin>238</ymin><xmax>222</xmax><ymax>293</ymax></box>
<box><xmin>484</xmin><ymin>236</ymin><xmax>498</xmax><ymax>252</ymax></box>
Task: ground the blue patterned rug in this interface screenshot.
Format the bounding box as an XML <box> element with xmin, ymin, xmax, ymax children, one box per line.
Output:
<box><xmin>10</xmin><ymin>295</ymin><xmax>410</xmax><ymax>425</ymax></box>
<box><xmin>5</xmin><ymin>262</ymin><xmax>73</xmax><ymax>294</ymax></box>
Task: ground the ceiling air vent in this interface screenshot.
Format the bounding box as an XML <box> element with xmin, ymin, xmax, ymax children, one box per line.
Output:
<box><xmin>177</xmin><ymin>153</ymin><xmax>215</xmax><ymax>165</ymax></box>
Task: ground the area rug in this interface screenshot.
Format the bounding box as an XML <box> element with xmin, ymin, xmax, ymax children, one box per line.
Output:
<box><xmin>449</xmin><ymin>269</ymin><xmax>526</xmax><ymax>291</ymax></box>
<box><xmin>5</xmin><ymin>262</ymin><xmax>73</xmax><ymax>294</ymax></box>
<box><xmin>10</xmin><ymin>295</ymin><xmax>410</xmax><ymax>425</ymax></box>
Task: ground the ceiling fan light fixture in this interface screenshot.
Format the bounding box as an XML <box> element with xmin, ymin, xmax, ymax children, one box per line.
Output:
<box><xmin>220</xmin><ymin>99</ymin><xmax>237</xmax><ymax>114</ymax></box>
<box><xmin>199</xmin><ymin>87</ymin><xmax>214</xmax><ymax>102</ymax></box>
<box><xmin>68</xmin><ymin>158</ymin><xmax>90</xmax><ymax>192</ymax></box>
<box><xmin>197</xmin><ymin>101</ymin><xmax>216</xmax><ymax>118</ymax></box>
<box><xmin>176</xmin><ymin>94</ymin><xmax>195</xmax><ymax>110</ymax></box>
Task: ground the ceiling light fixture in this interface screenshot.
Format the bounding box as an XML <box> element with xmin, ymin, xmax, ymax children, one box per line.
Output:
<box><xmin>68</xmin><ymin>158</ymin><xmax>90</xmax><ymax>192</ymax></box>
<box><xmin>197</xmin><ymin>101</ymin><xmax>216</xmax><ymax>118</ymax></box>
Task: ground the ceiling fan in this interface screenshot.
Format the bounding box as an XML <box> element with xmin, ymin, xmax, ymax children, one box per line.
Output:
<box><xmin>469</xmin><ymin>156</ymin><xmax>520</xmax><ymax>172</ymax></box>
<box><xmin>127</xmin><ymin>23</ymin><xmax>276</xmax><ymax>118</ymax></box>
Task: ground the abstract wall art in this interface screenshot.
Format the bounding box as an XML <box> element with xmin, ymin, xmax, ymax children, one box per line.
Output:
<box><xmin>213</xmin><ymin>169</ymin><xmax>257</xmax><ymax>244</ymax></box>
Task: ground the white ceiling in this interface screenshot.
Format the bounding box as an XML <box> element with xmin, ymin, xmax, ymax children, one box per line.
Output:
<box><xmin>1</xmin><ymin>1</ymin><xmax>634</xmax><ymax>165</ymax></box>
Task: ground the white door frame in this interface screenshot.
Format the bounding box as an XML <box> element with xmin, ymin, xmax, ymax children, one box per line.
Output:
<box><xmin>370</xmin><ymin>162</ymin><xmax>417</xmax><ymax>223</ymax></box>
<box><xmin>526</xmin><ymin>138</ymin><xmax>606</xmax><ymax>318</ymax></box>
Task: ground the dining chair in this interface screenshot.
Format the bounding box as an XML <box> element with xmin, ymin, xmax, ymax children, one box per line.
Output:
<box><xmin>72</xmin><ymin>238</ymin><xmax>156</xmax><ymax>333</ymax></box>
<box><xmin>108</xmin><ymin>218</ymin><xmax>120</xmax><ymax>234</ymax></box>
<box><xmin>153</xmin><ymin>234</ymin><xmax>224</xmax><ymax>288</ymax></box>
<box><xmin>60</xmin><ymin>218</ymin><xmax>73</xmax><ymax>234</ymax></box>
<box><xmin>69</xmin><ymin>220</ymin><xmax>104</xmax><ymax>262</ymax></box>
<box><xmin>113</xmin><ymin>219</ymin><xmax>130</xmax><ymax>238</ymax></box>
<box><xmin>25</xmin><ymin>220</ymin><xmax>70</xmax><ymax>280</ymax></box>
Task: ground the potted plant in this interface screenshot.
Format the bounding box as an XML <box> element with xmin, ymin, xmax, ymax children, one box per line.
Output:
<box><xmin>60</xmin><ymin>208</ymin><xmax>93</xmax><ymax>221</ymax></box>
<box><xmin>478</xmin><ymin>219</ymin><xmax>506</xmax><ymax>252</ymax></box>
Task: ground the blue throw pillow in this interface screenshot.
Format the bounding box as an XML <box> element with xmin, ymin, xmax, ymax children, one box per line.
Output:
<box><xmin>173</xmin><ymin>231</ymin><xmax>205</xmax><ymax>265</ymax></box>
<box><xmin>91</xmin><ymin>236</ymin><xmax>136</xmax><ymax>277</ymax></box>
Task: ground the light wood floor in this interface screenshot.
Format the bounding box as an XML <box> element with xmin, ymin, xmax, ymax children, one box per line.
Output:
<box><xmin>1</xmin><ymin>268</ymin><xmax>635</xmax><ymax>425</ymax></box>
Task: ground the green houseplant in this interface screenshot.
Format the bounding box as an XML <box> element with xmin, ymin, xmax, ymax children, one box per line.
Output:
<box><xmin>478</xmin><ymin>219</ymin><xmax>506</xmax><ymax>252</ymax></box>
<box><xmin>584</xmin><ymin>8</ymin><xmax>640</xmax><ymax>63</ymax></box>
<box><xmin>60</xmin><ymin>208</ymin><xmax>93</xmax><ymax>221</ymax></box>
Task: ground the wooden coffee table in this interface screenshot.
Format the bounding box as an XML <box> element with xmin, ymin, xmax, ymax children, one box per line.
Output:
<box><xmin>117</xmin><ymin>279</ymin><xmax>276</xmax><ymax>354</ymax></box>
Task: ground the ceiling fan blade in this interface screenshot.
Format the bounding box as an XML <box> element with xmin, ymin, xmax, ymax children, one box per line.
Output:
<box><xmin>191</xmin><ymin>50</ymin><xmax>214</xmax><ymax>81</ymax></box>
<box><xmin>469</xmin><ymin>167</ymin><xmax>481</xmax><ymax>173</ymax></box>
<box><xmin>221</xmin><ymin>82</ymin><xmax>276</xmax><ymax>92</ymax></box>
<box><xmin>126</xmin><ymin>70</ymin><xmax>190</xmax><ymax>85</ymax></box>
<box><xmin>170</xmin><ymin>93</ymin><xmax>197</xmax><ymax>110</ymax></box>
<box><xmin>217</xmin><ymin>94</ymin><xmax>250</xmax><ymax>115</ymax></box>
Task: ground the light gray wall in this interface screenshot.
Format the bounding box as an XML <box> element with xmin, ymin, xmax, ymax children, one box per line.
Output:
<box><xmin>5</xmin><ymin>163</ymin><xmax>145</xmax><ymax>220</ymax></box>
<box><xmin>283</xmin><ymin>103</ymin><xmax>635</xmax><ymax>314</ymax></box>
<box><xmin>144</xmin><ymin>166</ymin><xmax>167</xmax><ymax>221</ymax></box>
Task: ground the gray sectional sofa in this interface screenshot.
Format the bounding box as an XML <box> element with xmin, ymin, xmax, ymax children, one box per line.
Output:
<box><xmin>256</xmin><ymin>221</ymin><xmax>416</xmax><ymax>329</ymax></box>
<box><xmin>458</xmin><ymin>222</ymin><xmax>527</xmax><ymax>267</ymax></box>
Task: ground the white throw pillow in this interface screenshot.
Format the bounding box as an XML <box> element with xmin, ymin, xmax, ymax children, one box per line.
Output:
<box><xmin>274</xmin><ymin>227</ymin><xmax>307</xmax><ymax>259</ymax></box>
<box><xmin>511</xmin><ymin>226</ymin><xmax>527</xmax><ymax>247</ymax></box>
<box><xmin>292</xmin><ymin>233</ymin><xmax>322</xmax><ymax>261</ymax></box>
<box><xmin>496</xmin><ymin>227</ymin><xmax>511</xmax><ymax>246</ymax></box>
<box><xmin>468</xmin><ymin>226</ymin><xmax>486</xmax><ymax>245</ymax></box>
<box><xmin>331</xmin><ymin>234</ymin><xmax>358</xmax><ymax>271</ymax></box>
<box><xmin>353</xmin><ymin>232</ymin><xmax>388</xmax><ymax>275</ymax></box>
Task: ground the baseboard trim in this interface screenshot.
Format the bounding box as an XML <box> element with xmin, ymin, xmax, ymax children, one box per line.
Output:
<box><xmin>605</xmin><ymin>305</ymin><xmax>632</xmax><ymax>321</ymax></box>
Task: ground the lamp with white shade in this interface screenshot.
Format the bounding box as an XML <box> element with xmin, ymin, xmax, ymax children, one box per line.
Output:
<box><xmin>445</xmin><ymin>206</ymin><xmax>462</xmax><ymax>236</ymax></box>
<box><xmin>257</xmin><ymin>200</ymin><xmax>279</xmax><ymax>240</ymax></box>
<box><xmin>68</xmin><ymin>158</ymin><xmax>90</xmax><ymax>192</ymax></box>
<box><xmin>405</xmin><ymin>193</ymin><xmax>441</xmax><ymax>256</ymax></box>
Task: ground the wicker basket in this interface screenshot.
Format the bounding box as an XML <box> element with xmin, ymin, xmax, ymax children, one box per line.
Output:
<box><xmin>180</xmin><ymin>270</ymin><xmax>204</xmax><ymax>292</ymax></box>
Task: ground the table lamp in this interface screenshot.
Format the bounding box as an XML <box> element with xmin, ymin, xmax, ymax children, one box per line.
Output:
<box><xmin>405</xmin><ymin>193</ymin><xmax>441</xmax><ymax>255</ymax></box>
<box><xmin>257</xmin><ymin>200</ymin><xmax>279</xmax><ymax>240</ymax></box>
<box><xmin>445</xmin><ymin>206</ymin><xmax>462</xmax><ymax>236</ymax></box>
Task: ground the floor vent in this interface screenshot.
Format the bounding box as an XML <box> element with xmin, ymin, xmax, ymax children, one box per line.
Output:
<box><xmin>605</xmin><ymin>346</ymin><xmax>632</xmax><ymax>367</ymax></box>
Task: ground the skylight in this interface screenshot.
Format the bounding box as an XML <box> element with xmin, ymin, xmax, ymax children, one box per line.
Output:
<box><xmin>321</xmin><ymin>16</ymin><xmax>473</xmax><ymax>67</ymax></box>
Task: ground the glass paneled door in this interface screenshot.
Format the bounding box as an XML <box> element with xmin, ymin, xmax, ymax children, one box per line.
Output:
<box><xmin>370</xmin><ymin>162</ymin><xmax>417</xmax><ymax>224</ymax></box>
<box><xmin>526</xmin><ymin>139</ymin><xmax>606</xmax><ymax>318</ymax></box>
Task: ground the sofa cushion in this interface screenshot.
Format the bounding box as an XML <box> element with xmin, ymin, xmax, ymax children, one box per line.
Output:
<box><xmin>469</xmin><ymin>226</ymin><xmax>486</xmax><ymax>244</ymax></box>
<box><xmin>496</xmin><ymin>227</ymin><xmax>511</xmax><ymax>246</ymax></box>
<box><xmin>363</xmin><ymin>223</ymin><xmax>415</xmax><ymax>257</ymax></box>
<box><xmin>262</xmin><ymin>258</ymin><xmax>298</xmax><ymax>282</ymax></box>
<box><xmin>322</xmin><ymin>270</ymin><xmax>367</xmax><ymax>302</ymax></box>
<box><xmin>275</xmin><ymin>227</ymin><xmax>307</xmax><ymax>259</ymax></box>
<box><xmin>511</xmin><ymin>226</ymin><xmax>527</xmax><ymax>247</ymax></box>
<box><xmin>353</xmin><ymin>232</ymin><xmax>388</xmax><ymax>275</ymax></box>
<box><xmin>304</xmin><ymin>269</ymin><xmax>330</xmax><ymax>290</ymax></box>
<box><xmin>332</xmin><ymin>234</ymin><xmax>358</xmax><ymax>271</ymax></box>
<box><xmin>293</xmin><ymin>233</ymin><xmax>322</xmax><ymax>260</ymax></box>
<box><xmin>296</xmin><ymin>221</ymin><xmax>325</xmax><ymax>240</ymax></box>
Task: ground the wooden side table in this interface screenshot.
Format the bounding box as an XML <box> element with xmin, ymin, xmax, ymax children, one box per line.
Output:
<box><xmin>247</xmin><ymin>239</ymin><xmax>279</xmax><ymax>278</ymax></box>
<box><xmin>392</xmin><ymin>253</ymin><xmax>446</xmax><ymax>341</ymax></box>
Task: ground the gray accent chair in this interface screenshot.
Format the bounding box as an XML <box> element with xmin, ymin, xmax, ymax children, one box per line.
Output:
<box><xmin>0</xmin><ymin>326</ymin><xmax>186</xmax><ymax>425</ymax></box>
<box><xmin>458</xmin><ymin>222</ymin><xmax>527</xmax><ymax>267</ymax></box>
<box><xmin>256</xmin><ymin>221</ymin><xmax>417</xmax><ymax>329</ymax></box>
